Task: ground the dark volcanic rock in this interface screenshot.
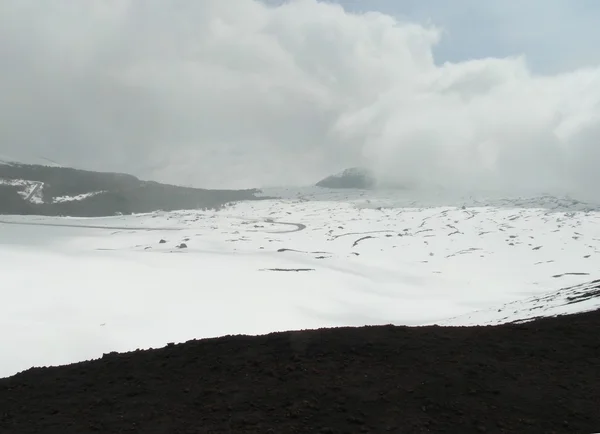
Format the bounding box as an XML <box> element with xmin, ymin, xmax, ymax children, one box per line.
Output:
<box><xmin>1</xmin><ymin>310</ymin><xmax>599</xmax><ymax>433</ymax></box>
<box><xmin>316</xmin><ymin>167</ymin><xmax>376</xmax><ymax>189</ymax></box>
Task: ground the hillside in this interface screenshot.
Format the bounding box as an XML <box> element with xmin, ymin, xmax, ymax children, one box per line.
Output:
<box><xmin>1</xmin><ymin>310</ymin><xmax>599</xmax><ymax>433</ymax></box>
<box><xmin>0</xmin><ymin>162</ymin><xmax>265</xmax><ymax>216</ymax></box>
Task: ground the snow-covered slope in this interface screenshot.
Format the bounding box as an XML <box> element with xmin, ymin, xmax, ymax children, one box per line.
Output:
<box><xmin>0</xmin><ymin>178</ymin><xmax>44</xmax><ymax>203</ymax></box>
<box><xmin>52</xmin><ymin>191</ymin><xmax>107</xmax><ymax>203</ymax></box>
<box><xmin>0</xmin><ymin>178</ymin><xmax>105</xmax><ymax>205</ymax></box>
<box><xmin>1</xmin><ymin>193</ymin><xmax>599</xmax><ymax>377</ymax></box>
<box><xmin>435</xmin><ymin>279</ymin><xmax>600</xmax><ymax>326</ymax></box>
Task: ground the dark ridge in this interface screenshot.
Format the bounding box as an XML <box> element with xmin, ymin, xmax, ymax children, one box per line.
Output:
<box><xmin>0</xmin><ymin>163</ymin><xmax>270</xmax><ymax>216</ymax></box>
<box><xmin>315</xmin><ymin>167</ymin><xmax>376</xmax><ymax>189</ymax></box>
<box><xmin>1</xmin><ymin>310</ymin><xmax>599</xmax><ymax>433</ymax></box>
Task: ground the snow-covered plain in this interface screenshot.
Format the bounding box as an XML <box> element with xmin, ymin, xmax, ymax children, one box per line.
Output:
<box><xmin>1</xmin><ymin>188</ymin><xmax>599</xmax><ymax>378</ymax></box>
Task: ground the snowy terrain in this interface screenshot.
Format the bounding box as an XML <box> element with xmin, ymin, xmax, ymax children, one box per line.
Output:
<box><xmin>0</xmin><ymin>178</ymin><xmax>44</xmax><ymax>204</ymax></box>
<box><xmin>52</xmin><ymin>191</ymin><xmax>107</xmax><ymax>203</ymax></box>
<box><xmin>1</xmin><ymin>188</ymin><xmax>599</xmax><ymax>378</ymax></box>
<box><xmin>0</xmin><ymin>177</ymin><xmax>105</xmax><ymax>205</ymax></box>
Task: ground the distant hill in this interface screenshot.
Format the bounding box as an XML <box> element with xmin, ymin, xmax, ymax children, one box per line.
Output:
<box><xmin>0</xmin><ymin>154</ymin><xmax>63</xmax><ymax>168</ymax></box>
<box><xmin>315</xmin><ymin>167</ymin><xmax>376</xmax><ymax>189</ymax></box>
<box><xmin>0</xmin><ymin>162</ymin><xmax>266</xmax><ymax>217</ymax></box>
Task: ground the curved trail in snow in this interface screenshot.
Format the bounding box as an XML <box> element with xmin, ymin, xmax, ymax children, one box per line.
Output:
<box><xmin>0</xmin><ymin>220</ymin><xmax>182</xmax><ymax>231</ymax></box>
<box><xmin>0</xmin><ymin>217</ymin><xmax>308</xmax><ymax>233</ymax></box>
<box><xmin>263</xmin><ymin>218</ymin><xmax>306</xmax><ymax>233</ymax></box>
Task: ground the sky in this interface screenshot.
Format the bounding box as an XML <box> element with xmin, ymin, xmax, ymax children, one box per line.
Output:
<box><xmin>321</xmin><ymin>0</ymin><xmax>600</xmax><ymax>74</ymax></box>
<box><xmin>1</xmin><ymin>0</ymin><xmax>600</xmax><ymax>198</ymax></box>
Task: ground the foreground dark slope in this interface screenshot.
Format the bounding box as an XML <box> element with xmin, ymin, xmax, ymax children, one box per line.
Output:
<box><xmin>1</xmin><ymin>311</ymin><xmax>599</xmax><ymax>434</ymax></box>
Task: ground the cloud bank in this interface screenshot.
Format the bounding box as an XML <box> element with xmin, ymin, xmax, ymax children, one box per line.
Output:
<box><xmin>1</xmin><ymin>0</ymin><xmax>599</xmax><ymax>198</ymax></box>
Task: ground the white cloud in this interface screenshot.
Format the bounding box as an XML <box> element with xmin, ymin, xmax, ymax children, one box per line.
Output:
<box><xmin>1</xmin><ymin>0</ymin><xmax>599</xmax><ymax>199</ymax></box>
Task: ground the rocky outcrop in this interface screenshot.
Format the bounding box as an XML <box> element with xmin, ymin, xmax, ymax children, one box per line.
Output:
<box><xmin>315</xmin><ymin>167</ymin><xmax>376</xmax><ymax>189</ymax></box>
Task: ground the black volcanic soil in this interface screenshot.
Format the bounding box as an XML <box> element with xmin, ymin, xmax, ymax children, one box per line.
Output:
<box><xmin>1</xmin><ymin>311</ymin><xmax>599</xmax><ymax>434</ymax></box>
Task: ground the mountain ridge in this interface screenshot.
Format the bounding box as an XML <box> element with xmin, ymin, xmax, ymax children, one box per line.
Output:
<box><xmin>0</xmin><ymin>162</ymin><xmax>267</xmax><ymax>217</ymax></box>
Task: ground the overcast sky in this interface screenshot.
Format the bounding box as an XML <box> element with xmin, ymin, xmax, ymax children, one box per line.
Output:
<box><xmin>1</xmin><ymin>0</ymin><xmax>599</xmax><ymax>198</ymax></box>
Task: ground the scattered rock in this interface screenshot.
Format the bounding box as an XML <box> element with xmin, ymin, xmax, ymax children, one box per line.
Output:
<box><xmin>552</xmin><ymin>272</ymin><xmax>590</xmax><ymax>278</ymax></box>
<box><xmin>352</xmin><ymin>236</ymin><xmax>375</xmax><ymax>247</ymax></box>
